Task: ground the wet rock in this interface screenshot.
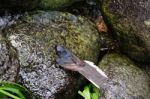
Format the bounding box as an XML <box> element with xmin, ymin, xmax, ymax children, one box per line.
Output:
<box><xmin>0</xmin><ymin>33</ymin><xmax>19</xmax><ymax>82</ymax></box>
<box><xmin>38</xmin><ymin>0</ymin><xmax>81</xmax><ymax>10</ymax></box>
<box><xmin>6</xmin><ymin>11</ymin><xmax>100</xmax><ymax>98</ymax></box>
<box><xmin>0</xmin><ymin>0</ymin><xmax>40</xmax><ymax>10</ymax></box>
<box><xmin>99</xmin><ymin>0</ymin><xmax>150</xmax><ymax>63</ymax></box>
<box><xmin>98</xmin><ymin>53</ymin><xmax>150</xmax><ymax>99</ymax></box>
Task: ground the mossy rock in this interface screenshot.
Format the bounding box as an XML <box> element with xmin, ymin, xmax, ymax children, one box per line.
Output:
<box><xmin>99</xmin><ymin>0</ymin><xmax>150</xmax><ymax>63</ymax></box>
<box><xmin>0</xmin><ymin>0</ymin><xmax>81</xmax><ymax>11</ymax></box>
<box><xmin>98</xmin><ymin>53</ymin><xmax>150</xmax><ymax>99</ymax></box>
<box><xmin>6</xmin><ymin>11</ymin><xmax>100</xmax><ymax>98</ymax></box>
<box><xmin>38</xmin><ymin>0</ymin><xmax>81</xmax><ymax>10</ymax></box>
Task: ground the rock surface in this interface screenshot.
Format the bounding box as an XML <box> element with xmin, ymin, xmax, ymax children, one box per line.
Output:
<box><xmin>0</xmin><ymin>0</ymin><xmax>81</xmax><ymax>11</ymax></box>
<box><xmin>6</xmin><ymin>11</ymin><xmax>100</xmax><ymax>98</ymax></box>
<box><xmin>0</xmin><ymin>14</ymin><xmax>21</xmax><ymax>30</ymax></box>
<box><xmin>99</xmin><ymin>0</ymin><xmax>150</xmax><ymax>63</ymax></box>
<box><xmin>38</xmin><ymin>0</ymin><xmax>81</xmax><ymax>10</ymax></box>
<box><xmin>98</xmin><ymin>53</ymin><xmax>150</xmax><ymax>99</ymax></box>
<box><xmin>0</xmin><ymin>33</ymin><xmax>19</xmax><ymax>82</ymax></box>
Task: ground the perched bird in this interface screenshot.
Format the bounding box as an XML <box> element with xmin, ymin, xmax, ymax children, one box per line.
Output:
<box><xmin>55</xmin><ymin>45</ymin><xmax>111</xmax><ymax>90</ymax></box>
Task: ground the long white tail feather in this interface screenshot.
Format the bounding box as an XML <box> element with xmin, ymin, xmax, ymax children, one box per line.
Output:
<box><xmin>84</xmin><ymin>60</ymin><xmax>108</xmax><ymax>78</ymax></box>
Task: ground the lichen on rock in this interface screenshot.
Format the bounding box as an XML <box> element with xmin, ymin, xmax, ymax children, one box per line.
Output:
<box><xmin>0</xmin><ymin>33</ymin><xmax>19</xmax><ymax>82</ymax></box>
<box><xmin>98</xmin><ymin>53</ymin><xmax>150</xmax><ymax>99</ymax></box>
<box><xmin>6</xmin><ymin>11</ymin><xmax>100</xmax><ymax>98</ymax></box>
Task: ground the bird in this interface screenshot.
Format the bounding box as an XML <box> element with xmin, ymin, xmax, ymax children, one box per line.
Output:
<box><xmin>55</xmin><ymin>45</ymin><xmax>111</xmax><ymax>90</ymax></box>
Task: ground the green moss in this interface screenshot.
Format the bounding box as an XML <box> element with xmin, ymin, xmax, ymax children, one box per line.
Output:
<box><xmin>39</xmin><ymin>0</ymin><xmax>79</xmax><ymax>10</ymax></box>
<box><xmin>99</xmin><ymin>0</ymin><xmax>150</xmax><ymax>62</ymax></box>
<box><xmin>98</xmin><ymin>53</ymin><xmax>150</xmax><ymax>98</ymax></box>
<box><xmin>7</xmin><ymin>11</ymin><xmax>100</xmax><ymax>64</ymax></box>
<box><xmin>5</xmin><ymin>11</ymin><xmax>101</xmax><ymax>98</ymax></box>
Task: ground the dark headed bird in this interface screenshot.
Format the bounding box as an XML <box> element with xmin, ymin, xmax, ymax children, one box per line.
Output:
<box><xmin>55</xmin><ymin>45</ymin><xmax>111</xmax><ymax>90</ymax></box>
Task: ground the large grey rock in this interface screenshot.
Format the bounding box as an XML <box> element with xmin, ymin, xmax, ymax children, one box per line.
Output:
<box><xmin>99</xmin><ymin>0</ymin><xmax>150</xmax><ymax>63</ymax></box>
<box><xmin>6</xmin><ymin>11</ymin><xmax>100</xmax><ymax>98</ymax></box>
<box><xmin>0</xmin><ymin>33</ymin><xmax>19</xmax><ymax>82</ymax></box>
<box><xmin>98</xmin><ymin>53</ymin><xmax>150</xmax><ymax>99</ymax></box>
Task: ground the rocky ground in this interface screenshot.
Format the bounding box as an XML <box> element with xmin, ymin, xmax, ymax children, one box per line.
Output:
<box><xmin>0</xmin><ymin>0</ymin><xmax>149</xmax><ymax>99</ymax></box>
